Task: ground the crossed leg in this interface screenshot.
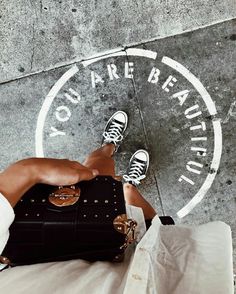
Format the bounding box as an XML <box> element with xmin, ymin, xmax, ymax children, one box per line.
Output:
<box><xmin>83</xmin><ymin>144</ymin><xmax>116</xmax><ymax>178</ymax></box>
<box><xmin>83</xmin><ymin>144</ymin><xmax>157</xmax><ymax>220</ymax></box>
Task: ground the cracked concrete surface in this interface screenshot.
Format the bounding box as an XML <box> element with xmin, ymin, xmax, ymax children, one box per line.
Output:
<box><xmin>0</xmin><ymin>0</ymin><xmax>236</xmax><ymax>288</ymax></box>
<box><xmin>1</xmin><ymin>0</ymin><xmax>236</xmax><ymax>83</ymax></box>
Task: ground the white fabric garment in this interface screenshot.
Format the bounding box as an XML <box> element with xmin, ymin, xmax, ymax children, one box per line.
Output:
<box><xmin>0</xmin><ymin>192</ymin><xmax>234</xmax><ymax>294</ymax></box>
<box><xmin>124</xmin><ymin>217</ymin><xmax>234</xmax><ymax>294</ymax></box>
<box><xmin>0</xmin><ymin>193</ymin><xmax>15</xmax><ymax>255</ymax></box>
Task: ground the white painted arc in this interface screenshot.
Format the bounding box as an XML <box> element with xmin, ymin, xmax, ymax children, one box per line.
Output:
<box><xmin>35</xmin><ymin>48</ymin><xmax>222</xmax><ymax>219</ymax></box>
<box><xmin>126</xmin><ymin>48</ymin><xmax>157</xmax><ymax>59</ymax></box>
<box><xmin>177</xmin><ymin>119</ymin><xmax>222</xmax><ymax>218</ymax></box>
<box><xmin>82</xmin><ymin>48</ymin><xmax>157</xmax><ymax>67</ymax></box>
<box><xmin>35</xmin><ymin>65</ymin><xmax>79</xmax><ymax>157</ymax></box>
<box><xmin>161</xmin><ymin>56</ymin><xmax>222</xmax><ymax>218</ymax></box>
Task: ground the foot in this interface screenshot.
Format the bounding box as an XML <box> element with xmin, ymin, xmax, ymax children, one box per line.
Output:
<box><xmin>123</xmin><ymin>149</ymin><xmax>149</xmax><ymax>186</ymax></box>
<box><xmin>102</xmin><ymin>111</ymin><xmax>128</xmax><ymax>153</ymax></box>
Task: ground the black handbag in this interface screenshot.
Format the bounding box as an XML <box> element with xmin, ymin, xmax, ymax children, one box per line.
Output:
<box><xmin>1</xmin><ymin>176</ymin><xmax>137</xmax><ymax>267</ymax></box>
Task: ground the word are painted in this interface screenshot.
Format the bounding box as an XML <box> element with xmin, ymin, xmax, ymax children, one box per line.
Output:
<box><xmin>91</xmin><ymin>62</ymin><xmax>178</xmax><ymax>93</ymax></box>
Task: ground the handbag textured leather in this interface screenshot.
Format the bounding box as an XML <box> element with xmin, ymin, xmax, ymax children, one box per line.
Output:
<box><xmin>2</xmin><ymin>176</ymin><xmax>136</xmax><ymax>266</ymax></box>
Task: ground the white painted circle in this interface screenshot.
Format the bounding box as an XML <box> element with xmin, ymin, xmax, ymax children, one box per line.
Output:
<box><xmin>35</xmin><ymin>48</ymin><xmax>222</xmax><ymax>218</ymax></box>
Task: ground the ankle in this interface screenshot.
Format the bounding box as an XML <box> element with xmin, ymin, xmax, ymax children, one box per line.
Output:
<box><xmin>101</xmin><ymin>143</ymin><xmax>116</xmax><ymax>156</ymax></box>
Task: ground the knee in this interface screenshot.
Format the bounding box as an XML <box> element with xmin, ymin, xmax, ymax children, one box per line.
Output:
<box><xmin>123</xmin><ymin>183</ymin><xmax>134</xmax><ymax>193</ymax></box>
<box><xmin>123</xmin><ymin>182</ymin><xmax>135</xmax><ymax>189</ymax></box>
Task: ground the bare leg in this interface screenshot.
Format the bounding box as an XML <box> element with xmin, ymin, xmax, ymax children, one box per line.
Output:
<box><xmin>83</xmin><ymin>145</ymin><xmax>156</xmax><ymax>219</ymax></box>
<box><xmin>123</xmin><ymin>183</ymin><xmax>157</xmax><ymax>220</ymax></box>
<box><xmin>83</xmin><ymin>143</ymin><xmax>118</xmax><ymax>178</ymax></box>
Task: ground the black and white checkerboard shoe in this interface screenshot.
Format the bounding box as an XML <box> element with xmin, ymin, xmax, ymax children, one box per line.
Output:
<box><xmin>101</xmin><ymin>111</ymin><xmax>128</xmax><ymax>152</ymax></box>
<box><xmin>123</xmin><ymin>149</ymin><xmax>149</xmax><ymax>186</ymax></box>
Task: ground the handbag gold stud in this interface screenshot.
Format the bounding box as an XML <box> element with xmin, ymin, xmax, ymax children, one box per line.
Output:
<box><xmin>0</xmin><ymin>256</ymin><xmax>11</xmax><ymax>265</ymax></box>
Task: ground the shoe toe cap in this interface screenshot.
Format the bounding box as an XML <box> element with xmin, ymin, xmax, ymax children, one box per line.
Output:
<box><xmin>134</xmin><ymin>150</ymin><xmax>149</xmax><ymax>162</ymax></box>
<box><xmin>113</xmin><ymin>111</ymin><xmax>127</xmax><ymax>124</ymax></box>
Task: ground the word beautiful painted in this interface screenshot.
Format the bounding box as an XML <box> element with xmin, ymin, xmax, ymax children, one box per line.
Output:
<box><xmin>50</xmin><ymin>62</ymin><xmax>208</xmax><ymax>186</ymax></box>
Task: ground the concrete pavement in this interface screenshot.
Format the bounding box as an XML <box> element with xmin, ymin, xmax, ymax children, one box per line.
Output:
<box><xmin>1</xmin><ymin>0</ymin><xmax>236</xmax><ymax>285</ymax></box>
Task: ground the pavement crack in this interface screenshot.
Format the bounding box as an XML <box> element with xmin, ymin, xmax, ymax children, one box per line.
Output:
<box><xmin>0</xmin><ymin>47</ymin><xmax>126</xmax><ymax>85</ymax></box>
<box><xmin>152</xmin><ymin>173</ymin><xmax>165</xmax><ymax>216</ymax></box>
<box><xmin>116</xmin><ymin>2</ymin><xmax>124</xmax><ymax>16</ymax></box>
<box><xmin>30</xmin><ymin>22</ymin><xmax>36</xmax><ymax>71</ymax></box>
<box><xmin>28</xmin><ymin>0</ymin><xmax>38</xmax><ymax>71</ymax></box>
<box><xmin>40</xmin><ymin>0</ymin><xmax>43</xmax><ymax>12</ymax></box>
<box><xmin>134</xmin><ymin>0</ymin><xmax>139</xmax><ymax>9</ymax></box>
<box><xmin>124</xmin><ymin>49</ymin><xmax>165</xmax><ymax>215</ymax></box>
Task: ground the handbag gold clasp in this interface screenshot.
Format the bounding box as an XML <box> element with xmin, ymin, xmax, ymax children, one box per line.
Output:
<box><xmin>48</xmin><ymin>185</ymin><xmax>81</xmax><ymax>207</ymax></box>
<box><xmin>113</xmin><ymin>214</ymin><xmax>137</xmax><ymax>249</ymax></box>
